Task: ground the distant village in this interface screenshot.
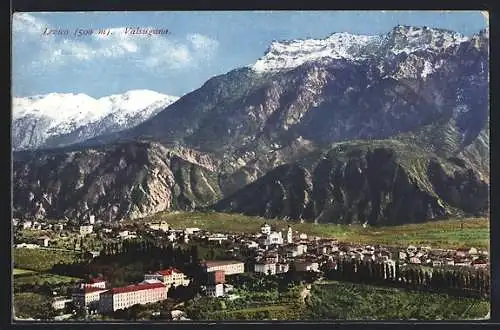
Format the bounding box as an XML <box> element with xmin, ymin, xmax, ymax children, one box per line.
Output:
<box><xmin>13</xmin><ymin>216</ymin><xmax>489</xmax><ymax>318</ymax></box>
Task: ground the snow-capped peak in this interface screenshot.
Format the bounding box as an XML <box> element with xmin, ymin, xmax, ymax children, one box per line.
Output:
<box><xmin>251</xmin><ymin>25</ymin><xmax>471</xmax><ymax>72</ymax></box>
<box><xmin>12</xmin><ymin>90</ymin><xmax>179</xmax><ymax>150</ymax></box>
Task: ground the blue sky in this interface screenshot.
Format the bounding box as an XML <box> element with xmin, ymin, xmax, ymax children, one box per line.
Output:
<box><xmin>12</xmin><ymin>11</ymin><xmax>487</xmax><ymax>98</ymax></box>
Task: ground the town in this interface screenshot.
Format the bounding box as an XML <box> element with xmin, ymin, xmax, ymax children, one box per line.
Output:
<box><xmin>12</xmin><ymin>215</ymin><xmax>490</xmax><ymax>320</ymax></box>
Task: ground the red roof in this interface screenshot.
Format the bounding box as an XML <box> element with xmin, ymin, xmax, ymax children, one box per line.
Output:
<box><xmin>105</xmin><ymin>282</ymin><xmax>166</xmax><ymax>295</ymax></box>
<box><xmin>88</xmin><ymin>277</ymin><xmax>105</xmax><ymax>284</ymax></box>
<box><xmin>156</xmin><ymin>267</ymin><xmax>182</xmax><ymax>276</ymax></box>
<box><xmin>77</xmin><ymin>286</ymin><xmax>107</xmax><ymax>294</ymax></box>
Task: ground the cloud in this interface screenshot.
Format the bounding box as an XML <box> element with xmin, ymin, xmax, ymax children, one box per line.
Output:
<box><xmin>12</xmin><ymin>13</ymin><xmax>219</xmax><ymax>72</ymax></box>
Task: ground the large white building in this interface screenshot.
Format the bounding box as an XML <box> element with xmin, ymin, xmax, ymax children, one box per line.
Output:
<box><xmin>143</xmin><ymin>268</ymin><xmax>190</xmax><ymax>287</ymax></box>
<box><xmin>148</xmin><ymin>221</ymin><xmax>170</xmax><ymax>232</ymax></box>
<box><xmin>265</xmin><ymin>231</ymin><xmax>284</xmax><ymax>246</ymax></box>
<box><xmin>99</xmin><ymin>282</ymin><xmax>167</xmax><ymax>313</ymax></box>
<box><xmin>202</xmin><ymin>260</ymin><xmax>245</xmax><ymax>276</ymax></box>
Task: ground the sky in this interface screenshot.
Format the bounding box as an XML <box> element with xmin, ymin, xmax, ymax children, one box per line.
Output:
<box><xmin>12</xmin><ymin>11</ymin><xmax>488</xmax><ymax>98</ymax></box>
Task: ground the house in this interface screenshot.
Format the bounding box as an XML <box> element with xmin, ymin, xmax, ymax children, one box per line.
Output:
<box><xmin>86</xmin><ymin>251</ymin><xmax>101</xmax><ymax>259</ymax></box>
<box><xmin>432</xmin><ymin>260</ymin><xmax>443</xmax><ymax>267</ymax></box>
<box><xmin>407</xmin><ymin>245</ymin><xmax>417</xmax><ymax>254</ymax></box>
<box><xmin>445</xmin><ymin>258</ymin><xmax>455</xmax><ymax>266</ymax></box>
<box><xmin>202</xmin><ymin>260</ymin><xmax>245</xmax><ymax>275</ymax></box>
<box><xmin>472</xmin><ymin>260</ymin><xmax>488</xmax><ymax>269</ymax></box>
<box><xmin>468</xmin><ymin>247</ymin><xmax>478</xmax><ymax>255</ymax></box>
<box><xmin>254</xmin><ymin>262</ymin><xmax>277</xmax><ymax>275</ymax></box>
<box><xmin>399</xmin><ymin>251</ymin><xmax>407</xmax><ymax>260</ymax></box>
<box><xmin>52</xmin><ymin>296</ymin><xmax>72</xmax><ymax>310</ymax></box>
<box><xmin>454</xmin><ymin>259</ymin><xmax>472</xmax><ymax>267</ymax></box>
<box><xmin>295</xmin><ymin>261</ymin><xmax>319</xmax><ymax>272</ymax></box>
<box><xmin>15</xmin><ymin>243</ymin><xmax>39</xmax><ymax>249</ymax></box>
<box><xmin>37</xmin><ymin>236</ymin><xmax>50</xmax><ymax>247</ymax></box>
<box><xmin>260</xmin><ymin>223</ymin><xmax>271</xmax><ymax>235</ymax></box>
<box><xmin>12</xmin><ymin>218</ymin><xmax>19</xmax><ymax>227</ymax></box>
<box><xmin>299</xmin><ymin>233</ymin><xmax>308</xmax><ymax>240</ymax></box>
<box><xmin>184</xmin><ymin>227</ymin><xmax>200</xmax><ymax>235</ymax></box>
<box><xmin>98</xmin><ymin>282</ymin><xmax>167</xmax><ymax>313</ymax></box>
<box><xmin>72</xmin><ymin>286</ymin><xmax>108</xmax><ymax>310</ymax></box>
<box><xmin>31</xmin><ymin>222</ymin><xmax>41</xmax><ymax>230</ymax></box>
<box><xmin>409</xmin><ymin>257</ymin><xmax>421</xmax><ymax>264</ymax></box>
<box><xmin>22</xmin><ymin>221</ymin><xmax>32</xmax><ymax>230</ymax></box>
<box><xmin>118</xmin><ymin>230</ymin><xmax>137</xmax><ymax>240</ymax></box>
<box><xmin>455</xmin><ymin>248</ymin><xmax>469</xmax><ymax>258</ymax></box>
<box><xmin>276</xmin><ymin>263</ymin><xmax>289</xmax><ymax>274</ymax></box>
<box><xmin>88</xmin><ymin>215</ymin><xmax>95</xmax><ymax>225</ymax></box>
<box><xmin>148</xmin><ymin>221</ymin><xmax>170</xmax><ymax>232</ymax></box>
<box><xmin>144</xmin><ymin>268</ymin><xmax>190</xmax><ymax>287</ymax></box>
<box><xmin>79</xmin><ymin>225</ymin><xmax>93</xmax><ymax>236</ymax></box>
<box><xmin>204</xmin><ymin>283</ymin><xmax>225</xmax><ymax>297</ymax></box>
<box><xmin>246</xmin><ymin>241</ymin><xmax>259</xmax><ymax>249</ymax></box>
<box><xmin>264</xmin><ymin>232</ymin><xmax>283</xmax><ymax>246</ymax></box>
<box><xmin>207</xmin><ymin>233</ymin><xmax>228</xmax><ymax>244</ymax></box>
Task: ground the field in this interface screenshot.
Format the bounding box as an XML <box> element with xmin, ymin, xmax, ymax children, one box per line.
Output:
<box><xmin>184</xmin><ymin>285</ymin><xmax>304</xmax><ymax>320</ymax></box>
<box><xmin>14</xmin><ymin>272</ymin><xmax>82</xmax><ymax>286</ymax></box>
<box><xmin>304</xmin><ymin>281</ymin><xmax>490</xmax><ymax>320</ymax></box>
<box><xmin>141</xmin><ymin>211</ymin><xmax>489</xmax><ymax>249</ymax></box>
<box><xmin>13</xmin><ymin>248</ymin><xmax>83</xmax><ymax>272</ymax></box>
<box><xmin>13</xmin><ymin>268</ymin><xmax>36</xmax><ymax>276</ymax></box>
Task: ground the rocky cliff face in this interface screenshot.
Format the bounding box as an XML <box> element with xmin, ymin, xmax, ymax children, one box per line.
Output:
<box><xmin>12</xmin><ymin>26</ymin><xmax>489</xmax><ymax>224</ymax></box>
<box><xmin>214</xmin><ymin>141</ymin><xmax>489</xmax><ymax>225</ymax></box>
<box><xmin>13</xmin><ymin>142</ymin><xmax>221</xmax><ymax>221</ymax></box>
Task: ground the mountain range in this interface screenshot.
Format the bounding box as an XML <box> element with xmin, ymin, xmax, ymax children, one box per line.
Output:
<box><xmin>12</xmin><ymin>25</ymin><xmax>490</xmax><ymax>225</ymax></box>
<box><xmin>12</xmin><ymin>90</ymin><xmax>179</xmax><ymax>151</ymax></box>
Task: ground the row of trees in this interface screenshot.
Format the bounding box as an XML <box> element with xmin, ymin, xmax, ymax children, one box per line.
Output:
<box><xmin>322</xmin><ymin>258</ymin><xmax>490</xmax><ymax>298</ymax></box>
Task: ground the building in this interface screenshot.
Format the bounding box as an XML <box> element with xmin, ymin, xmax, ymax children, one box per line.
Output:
<box><xmin>185</xmin><ymin>227</ymin><xmax>200</xmax><ymax>235</ymax></box>
<box><xmin>144</xmin><ymin>268</ymin><xmax>190</xmax><ymax>287</ymax></box>
<box><xmin>72</xmin><ymin>286</ymin><xmax>108</xmax><ymax>310</ymax></box>
<box><xmin>207</xmin><ymin>233</ymin><xmax>228</xmax><ymax>244</ymax></box>
<box><xmin>148</xmin><ymin>221</ymin><xmax>170</xmax><ymax>232</ymax></box>
<box><xmin>15</xmin><ymin>243</ymin><xmax>39</xmax><ymax>249</ymax></box>
<box><xmin>299</xmin><ymin>233</ymin><xmax>308</xmax><ymax>240</ymax></box>
<box><xmin>37</xmin><ymin>236</ymin><xmax>50</xmax><ymax>247</ymax></box>
<box><xmin>79</xmin><ymin>225</ymin><xmax>93</xmax><ymax>236</ymax></box>
<box><xmin>286</xmin><ymin>226</ymin><xmax>293</xmax><ymax>244</ymax></box>
<box><xmin>99</xmin><ymin>282</ymin><xmax>167</xmax><ymax>313</ymax></box>
<box><xmin>265</xmin><ymin>232</ymin><xmax>283</xmax><ymax>246</ymax></box>
<box><xmin>81</xmin><ymin>278</ymin><xmax>107</xmax><ymax>289</ymax></box>
<box><xmin>118</xmin><ymin>230</ymin><xmax>137</xmax><ymax>240</ymax></box>
<box><xmin>202</xmin><ymin>260</ymin><xmax>245</xmax><ymax>276</ymax></box>
<box><xmin>32</xmin><ymin>222</ymin><xmax>41</xmax><ymax>230</ymax></box>
<box><xmin>206</xmin><ymin>270</ymin><xmax>225</xmax><ymax>284</ymax></box>
<box><xmin>204</xmin><ymin>283</ymin><xmax>225</xmax><ymax>297</ymax></box>
<box><xmin>254</xmin><ymin>262</ymin><xmax>276</xmax><ymax>275</ymax></box>
<box><xmin>260</xmin><ymin>223</ymin><xmax>271</xmax><ymax>235</ymax></box>
<box><xmin>52</xmin><ymin>297</ymin><xmax>72</xmax><ymax>310</ymax></box>
<box><xmin>276</xmin><ymin>263</ymin><xmax>289</xmax><ymax>274</ymax></box>
<box><xmin>22</xmin><ymin>221</ymin><xmax>32</xmax><ymax>230</ymax></box>
<box><xmin>295</xmin><ymin>261</ymin><xmax>319</xmax><ymax>272</ymax></box>
<box><xmin>246</xmin><ymin>241</ymin><xmax>259</xmax><ymax>249</ymax></box>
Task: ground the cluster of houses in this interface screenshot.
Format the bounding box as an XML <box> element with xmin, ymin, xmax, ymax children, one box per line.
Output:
<box><xmin>399</xmin><ymin>245</ymin><xmax>489</xmax><ymax>269</ymax></box>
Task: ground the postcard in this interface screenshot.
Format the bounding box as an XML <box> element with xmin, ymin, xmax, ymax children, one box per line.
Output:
<box><xmin>11</xmin><ymin>10</ymin><xmax>490</xmax><ymax>322</ymax></box>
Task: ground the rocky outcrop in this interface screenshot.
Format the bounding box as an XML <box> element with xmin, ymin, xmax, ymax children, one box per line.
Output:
<box><xmin>13</xmin><ymin>142</ymin><xmax>221</xmax><ymax>221</ymax></box>
<box><xmin>214</xmin><ymin>142</ymin><xmax>489</xmax><ymax>225</ymax></box>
